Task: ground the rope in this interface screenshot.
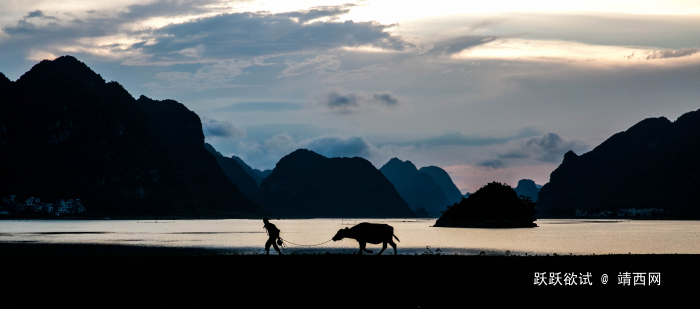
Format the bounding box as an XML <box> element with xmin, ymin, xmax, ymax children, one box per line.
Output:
<box><xmin>279</xmin><ymin>237</ymin><xmax>333</xmax><ymax>247</ymax></box>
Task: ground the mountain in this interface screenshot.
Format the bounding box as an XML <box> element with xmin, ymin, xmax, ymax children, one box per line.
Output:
<box><xmin>418</xmin><ymin>166</ymin><xmax>463</xmax><ymax>205</ymax></box>
<box><xmin>0</xmin><ymin>73</ymin><xmax>9</xmax><ymax>156</ymax></box>
<box><xmin>414</xmin><ymin>207</ymin><xmax>430</xmax><ymax>218</ymax></box>
<box><xmin>201</xmin><ymin>147</ymin><xmax>270</xmax><ymax>189</ymax></box>
<box><xmin>253</xmin><ymin>169</ymin><xmax>273</xmax><ymax>181</ymax></box>
<box><xmin>537</xmin><ymin>109</ymin><xmax>700</xmax><ymax>217</ymax></box>
<box><xmin>514</xmin><ymin>179</ymin><xmax>540</xmax><ymax>202</ymax></box>
<box><xmin>434</xmin><ymin>182</ymin><xmax>537</xmax><ymax>228</ymax></box>
<box><xmin>204</xmin><ymin>143</ymin><xmax>259</xmax><ymax>201</ymax></box>
<box><xmin>0</xmin><ymin>56</ymin><xmax>262</xmax><ymax>216</ymax></box>
<box><xmin>258</xmin><ymin>149</ymin><xmax>415</xmax><ymax>218</ymax></box>
<box><xmin>229</xmin><ymin>155</ymin><xmax>264</xmax><ymax>186</ymax></box>
<box><xmin>380</xmin><ymin>158</ymin><xmax>450</xmax><ymax>217</ymax></box>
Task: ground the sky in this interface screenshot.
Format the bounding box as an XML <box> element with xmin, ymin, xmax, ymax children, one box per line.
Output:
<box><xmin>2</xmin><ymin>0</ymin><xmax>699</xmax><ymax>193</ymax></box>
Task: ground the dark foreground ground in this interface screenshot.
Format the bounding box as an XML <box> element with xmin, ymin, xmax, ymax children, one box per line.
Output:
<box><xmin>1</xmin><ymin>243</ymin><xmax>696</xmax><ymax>308</ymax></box>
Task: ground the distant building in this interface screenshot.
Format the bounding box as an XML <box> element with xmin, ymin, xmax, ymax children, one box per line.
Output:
<box><xmin>617</xmin><ymin>208</ymin><xmax>665</xmax><ymax>217</ymax></box>
<box><xmin>57</xmin><ymin>199</ymin><xmax>86</xmax><ymax>214</ymax></box>
<box><xmin>2</xmin><ymin>195</ymin><xmax>17</xmax><ymax>204</ymax></box>
<box><xmin>25</xmin><ymin>197</ymin><xmax>40</xmax><ymax>206</ymax></box>
<box><xmin>1</xmin><ymin>195</ymin><xmax>86</xmax><ymax>215</ymax></box>
<box><xmin>592</xmin><ymin>211</ymin><xmax>613</xmax><ymax>217</ymax></box>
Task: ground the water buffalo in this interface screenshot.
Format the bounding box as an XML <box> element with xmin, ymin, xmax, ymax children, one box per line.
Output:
<box><xmin>332</xmin><ymin>222</ymin><xmax>400</xmax><ymax>255</ymax></box>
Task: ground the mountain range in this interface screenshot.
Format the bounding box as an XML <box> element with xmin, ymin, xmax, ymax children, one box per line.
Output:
<box><xmin>379</xmin><ymin>158</ymin><xmax>451</xmax><ymax>217</ymax></box>
<box><xmin>537</xmin><ymin>109</ymin><xmax>700</xmax><ymax>216</ymax></box>
<box><xmin>204</xmin><ymin>143</ymin><xmax>259</xmax><ymax>202</ymax></box>
<box><xmin>418</xmin><ymin>166</ymin><xmax>464</xmax><ymax>205</ymax></box>
<box><xmin>0</xmin><ymin>56</ymin><xmax>262</xmax><ymax>216</ymax></box>
<box><xmin>514</xmin><ymin>179</ymin><xmax>540</xmax><ymax>202</ymax></box>
<box><xmin>258</xmin><ymin>149</ymin><xmax>415</xmax><ymax>218</ymax></box>
<box><xmin>0</xmin><ymin>56</ymin><xmax>544</xmax><ymax>219</ymax></box>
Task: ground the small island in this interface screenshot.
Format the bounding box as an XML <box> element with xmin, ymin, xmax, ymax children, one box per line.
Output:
<box><xmin>434</xmin><ymin>182</ymin><xmax>537</xmax><ymax>228</ymax></box>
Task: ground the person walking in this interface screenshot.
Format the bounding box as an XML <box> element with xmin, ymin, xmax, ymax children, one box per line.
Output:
<box><xmin>263</xmin><ymin>218</ymin><xmax>282</xmax><ymax>255</ymax></box>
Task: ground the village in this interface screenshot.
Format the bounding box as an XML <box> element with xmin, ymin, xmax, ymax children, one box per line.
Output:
<box><xmin>0</xmin><ymin>195</ymin><xmax>87</xmax><ymax>216</ymax></box>
<box><xmin>575</xmin><ymin>208</ymin><xmax>667</xmax><ymax>218</ymax></box>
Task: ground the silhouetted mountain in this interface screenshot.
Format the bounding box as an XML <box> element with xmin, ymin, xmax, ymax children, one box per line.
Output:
<box><xmin>0</xmin><ymin>56</ymin><xmax>262</xmax><ymax>216</ymax></box>
<box><xmin>258</xmin><ymin>149</ymin><xmax>415</xmax><ymax>218</ymax></box>
<box><xmin>0</xmin><ymin>73</ymin><xmax>9</xmax><ymax>156</ymax></box>
<box><xmin>435</xmin><ymin>182</ymin><xmax>537</xmax><ymax>228</ymax></box>
<box><xmin>414</xmin><ymin>207</ymin><xmax>430</xmax><ymax>218</ymax></box>
<box><xmin>514</xmin><ymin>179</ymin><xmax>540</xmax><ymax>202</ymax></box>
<box><xmin>204</xmin><ymin>143</ymin><xmax>259</xmax><ymax>201</ymax></box>
<box><xmin>537</xmin><ymin>109</ymin><xmax>700</xmax><ymax>217</ymax></box>
<box><xmin>380</xmin><ymin>158</ymin><xmax>450</xmax><ymax>217</ymax></box>
<box><xmin>229</xmin><ymin>155</ymin><xmax>264</xmax><ymax>186</ymax></box>
<box><xmin>419</xmin><ymin>166</ymin><xmax>463</xmax><ymax>205</ymax></box>
<box><xmin>254</xmin><ymin>169</ymin><xmax>273</xmax><ymax>181</ymax></box>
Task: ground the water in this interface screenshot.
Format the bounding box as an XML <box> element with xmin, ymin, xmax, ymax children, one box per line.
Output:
<box><xmin>1</xmin><ymin>219</ymin><xmax>699</xmax><ymax>255</ymax></box>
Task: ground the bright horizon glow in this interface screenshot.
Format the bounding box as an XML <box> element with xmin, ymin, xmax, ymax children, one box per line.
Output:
<box><xmin>453</xmin><ymin>38</ymin><xmax>700</xmax><ymax>66</ymax></box>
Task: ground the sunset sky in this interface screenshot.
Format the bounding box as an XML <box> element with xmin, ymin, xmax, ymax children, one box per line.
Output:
<box><xmin>2</xmin><ymin>0</ymin><xmax>699</xmax><ymax>193</ymax></box>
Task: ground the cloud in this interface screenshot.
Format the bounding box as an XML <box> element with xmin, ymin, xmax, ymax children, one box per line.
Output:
<box><xmin>216</xmin><ymin>101</ymin><xmax>305</xmax><ymax>112</ymax></box>
<box><xmin>391</xmin><ymin>127</ymin><xmax>540</xmax><ymax>147</ymax></box>
<box><xmin>453</xmin><ymin>38</ymin><xmax>700</xmax><ymax>66</ymax></box>
<box><xmin>27</xmin><ymin>11</ymin><xmax>45</xmax><ymax>19</ymax></box>
<box><xmin>323</xmin><ymin>63</ymin><xmax>389</xmax><ymax>83</ymax></box>
<box><xmin>277</xmin><ymin>4</ymin><xmax>356</xmax><ymax>23</ymax></box>
<box><xmin>312</xmin><ymin>88</ymin><xmax>401</xmax><ymax>114</ymax></box>
<box><xmin>497</xmin><ymin>151</ymin><xmax>529</xmax><ymax>159</ymax></box>
<box><xmin>426</xmin><ymin>35</ymin><xmax>498</xmax><ymax>56</ymax></box>
<box><xmin>415</xmin><ymin>43</ymin><xmax>434</xmax><ymax>55</ymax></box>
<box><xmin>139</xmin><ymin>9</ymin><xmax>410</xmax><ymax>63</ymax></box>
<box><xmin>234</xmin><ymin>133</ymin><xmax>413</xmax><ymax>169</ymax></box>
<box><xmin>119</xmin><ymin>0</ymin><xmax>214</xmax><ymax>20</ymax></box>
<box><xmin>278</xmin><ymin>55</ymin><xmax>341</xmax><ymax>77</ymax></box>
<box><xmin>496</xmin><ymin>133</ymin><xmax>589</xmax><ymax>163</ymax></box>
<box><xmin>466</xmin><ymin>20</ymin><xmax>500</xmax><ymax>32</ymax></box>
<box><xmin>299</xmin><ymin>135</ymin><xmax>375</xmax><ymax>158</ymax></box>
<box><xmin>201</xmin><ymin>116</ymin><xmax>247</xmax><ymax>138</ymax></box>
<box><xmin>478</xmin><ymin>159</ymin><xmax>505</xmax><ymax>169</ymax></box>
<box><xmin>142</xmin><ymin>60</ymin><xmax>251</xmax><ymax>92</ymax></box>
<box><xmin>1</xmin><ymin>3</ymin><xmax>408</xmax><ymax>66</ymax></box>
<box><xmin>645</xmin><ymin>47</ymin><xmax>700</xmax><ymax>59</ymax></box>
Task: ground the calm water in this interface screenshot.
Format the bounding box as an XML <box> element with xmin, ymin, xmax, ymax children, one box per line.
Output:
<box><xmin>1</xmin><ymin>219</ymin><xmax>699</xmax><ymax>255</ymax></box>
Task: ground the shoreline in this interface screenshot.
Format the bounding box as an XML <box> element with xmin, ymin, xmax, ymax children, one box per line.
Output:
<box><xmin>3</xmin><ymin>215</ymin><xmax>700</xmax><ymax>221</ymax></box>
<box><xmin>0</xmin><ymin>242</ymin><xmax>697</xmax><ymax>257</ymax></box>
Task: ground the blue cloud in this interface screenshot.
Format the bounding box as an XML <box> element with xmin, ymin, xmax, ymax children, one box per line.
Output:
<box><xmin>390</xmin><ymin>127</ymin><xmax>541</xmax><ymax>147</ymax></box>
<box><xmin>140</xmin><ymin>10</ymin><xmax>410</xmax><ymax>61</ymax></box>
<box><xmin>219</xmin><ymin>101</ymin><xmax>305</xmax><ymax>112</ymax></box>
<box><xmin>478</xmin><ymin>159</ymin><xmax>505</xmax><ymax>169</ymax></box>
<box><xmin>314</xmin><ymin>89</ymin><xmax>401</xmax><ymax>114</ymax></box>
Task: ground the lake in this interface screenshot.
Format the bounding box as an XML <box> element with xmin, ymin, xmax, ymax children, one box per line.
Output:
<box><xmin>1</xmin><ymin>219</ymin><xmax>699</xmax><ymax>255</ymax></box>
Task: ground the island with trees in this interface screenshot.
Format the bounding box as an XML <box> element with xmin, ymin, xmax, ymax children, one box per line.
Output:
<box><xmin>434</xmin><ymin>182</ymin><xmax>537</xmax><ymax>228</ymax></box>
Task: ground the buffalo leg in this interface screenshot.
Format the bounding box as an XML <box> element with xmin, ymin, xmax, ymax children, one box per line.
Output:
<box><xmin>359</xmin><ymin>242</ymin><xmax>373</xmax><ymax>254</ymax></box>
<box><xmin>378</xmin><ymin>242</ymin><xmax>388</xmax><ymax>255</ymax></box>
<box><xmin>389</xmin><ymin>240</ymin><xmax>397</xmax><ymax>255</ymax></box>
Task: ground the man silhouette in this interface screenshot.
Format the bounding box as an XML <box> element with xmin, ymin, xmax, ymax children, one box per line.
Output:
<box><xmin>263</xmin><ymin>218</ymin><xmax>282</xmax><ymax>255</ymax></box>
